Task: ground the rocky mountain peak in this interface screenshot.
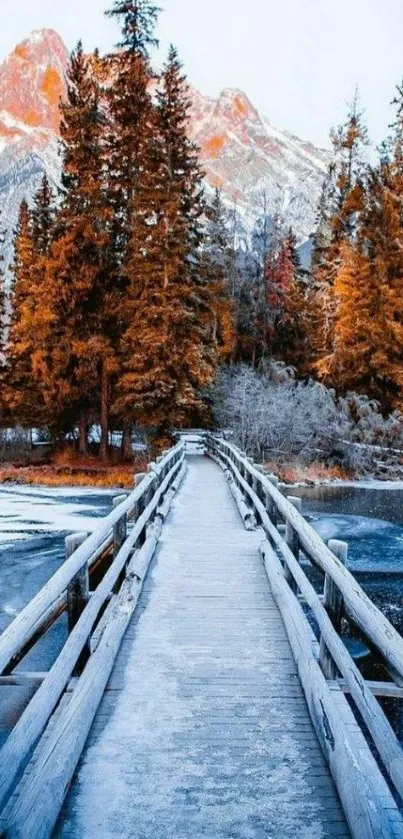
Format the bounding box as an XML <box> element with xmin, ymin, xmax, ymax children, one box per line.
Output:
<box><xmin>0</xmin><ymin>29</ymin><xmax>68</xmax><ymax>136</ymax></box>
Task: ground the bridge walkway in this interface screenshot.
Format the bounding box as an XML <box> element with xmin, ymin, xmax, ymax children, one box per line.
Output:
<box><xmin>55</xmin><ymin>456</ymin><xmax>349</xmax><ymax>838</ymax></box>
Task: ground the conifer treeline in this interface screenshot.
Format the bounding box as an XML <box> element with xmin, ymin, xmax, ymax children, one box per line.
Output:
<box><xmin>2</xmin><ymin>2</ymin><xmax>403</xmax><ymax>458</ymax></box>
<box><xmin>0</xmin><ymin>1</ymin><xmax>234</xmax><ymax>457</ymax></box>
<box><xmin>310</xmin><ymin>90</ymin><xmax>403</xmax><ymax>412</ymax></box>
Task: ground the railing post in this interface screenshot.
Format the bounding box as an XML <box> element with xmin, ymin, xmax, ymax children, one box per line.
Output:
<box><xmin>319</xmin><ymin>540</ymin><xmax>348</xmax><ymax>680</ymax></box>
<box><xmin>265</xmin><ymin>475</ymin><xmax>279</xmax><ymax>526</ymax></box>
<box><xmin>254</xmin><ymin>465</ymin><xmax>266</xmax><ymax>502</ymax></box>
<box><xmin>246</xmin><ymin>457</ymin><xmax>254</xmax><ymax>488</ymax></box>
<box><xmin>66</xmin><ymin>533</ymin><xmax>90</xmax><ymax>676</ymax></box>
<box><xmin>285</xmin><ymin>496</ymin><xmax>302</xmax><ymax>593</ymax></box>
<box><xmin>112</xmin><ymin>495</ymin><xmax>128</xmax><ymax>557</ymax></box>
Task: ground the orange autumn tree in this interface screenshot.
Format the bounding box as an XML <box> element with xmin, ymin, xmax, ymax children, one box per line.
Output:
<box><xmin>265</xmin><ymin>228</ymin><xmax>309</xmax><ymax>372</ymax></box>
<box><xmin>117</xmin><ymin>46</ymin><xmax>223</xmax><ymax>439</ymax></box>
<box><xmin>43</xmin><ymin>43</ymin><xmax>116</xmax><ymax>458</ymax></box>
<box><xmin>5</xmin><ymin>173</ymin><xmax>58</xmax><ymax>428</ymax></box>
<box><xmin>310</xmin><ymin>93</ymin><xmax>368</xmax><ymax>372</ymax></box>
<box><xmin>105</xmin><ymin>0</ymin><xmax>160</xmax><ymax>456</ymax></box>
<box><xmin>326</xmin><ymin>165</ymin><xmax>403</xmax><ymax>411</ymax></box>
<box><xmin>4</xmin><ymin>200</ymin><xmax>40</xmax><ymax>426</ymax></box>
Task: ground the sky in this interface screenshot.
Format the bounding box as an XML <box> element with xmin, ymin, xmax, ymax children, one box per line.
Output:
<box><xmin>0</xmin><ymin>0</ymin><xmax>402</xmax><ymax>149</ymax></box>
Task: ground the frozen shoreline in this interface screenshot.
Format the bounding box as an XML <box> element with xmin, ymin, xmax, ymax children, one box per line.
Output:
<box><xmin>285</xmin><ymin>478</ymin><xmax>403</xmax><ymax>490</ymax></box>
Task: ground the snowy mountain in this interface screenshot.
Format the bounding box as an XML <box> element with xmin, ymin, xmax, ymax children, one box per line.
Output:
<box><xmin>0</xmin><ymin>29</ymin><xmax>329</xmax><ymax>279</ymax></box>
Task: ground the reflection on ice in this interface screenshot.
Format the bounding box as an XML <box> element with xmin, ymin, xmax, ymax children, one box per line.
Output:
<box><xmin>310</xmin><ymin>512</ymin><xmax>403</xmax><ymax>572</ymax></box>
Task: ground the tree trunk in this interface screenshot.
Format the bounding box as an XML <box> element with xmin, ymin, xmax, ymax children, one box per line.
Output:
<box><xmin>121</xmin><ymin>422</ymin><xmax>133</xmax><ymax>462</ymax></box>
<box><xmin>99</xmin><ymin>362</ymin><xmax>109</xmax><ymax>463</ymax></box>
<box><xmin>78</xmin><ymin>412</ymin><xmax>88</xmax><ymax>458</ymax></box>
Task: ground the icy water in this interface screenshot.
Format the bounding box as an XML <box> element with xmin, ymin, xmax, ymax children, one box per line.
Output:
<box><xmin>0</xmin><ymin>484</ymin><xmax>117</xmax><ymax>747</ymax></box>
<box><xmin>290</xmin><ymin>482</ymin><xmax>403</xmax><ymax>741</ymax></box>
<box><xmin>289</xmin><ymin>483</ymin><xmax>403</xmax><ymax>633</ymax></box>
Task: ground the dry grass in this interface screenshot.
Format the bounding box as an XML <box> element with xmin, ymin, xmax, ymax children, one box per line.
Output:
<box><xmin>264</xmin><ymin>461</ymin><xmax>354</xmax><ymax>485</ymax></box>
<box><xmin>0</xmin><ymin>451</ymin><xmax>149</xmax><ymax>489</ymax></box>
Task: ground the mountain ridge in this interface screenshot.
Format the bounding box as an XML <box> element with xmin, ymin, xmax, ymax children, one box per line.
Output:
<box><xmin>0</xmin><ymin>28</ymin><xmax>328</xmax><ymax>279</ymax></box>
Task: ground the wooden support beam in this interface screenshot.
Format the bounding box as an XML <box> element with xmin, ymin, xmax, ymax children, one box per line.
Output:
<box><xmin>331</xmin><ymin>679</ymin><xmax>403</xmax><ymax>700</ymax></box>
<box><xmin>0</xmin><ymin>672</ymin><xmax>48</xmax><ymax>687</ymax></box>
<box><xmin>319</xmin><ymin>541</ymin><xmax>348</xmax><ymax>680</ymax></box>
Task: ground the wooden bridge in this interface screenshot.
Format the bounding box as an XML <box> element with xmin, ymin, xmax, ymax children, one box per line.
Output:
<box><xmin>1</xmin><ymin>436</ymin><xmax>403</xmax><ymax>837</ymax></box>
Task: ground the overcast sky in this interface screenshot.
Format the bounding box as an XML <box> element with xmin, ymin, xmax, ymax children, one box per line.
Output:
<box><xmin>0</xmin><ymin>0</ymin><xmax>402</xmax><ymax>149</ymax></box>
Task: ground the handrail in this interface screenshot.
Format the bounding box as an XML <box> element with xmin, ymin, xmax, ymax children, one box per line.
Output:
<box><xmin>206</xmin><ymin>433</ymin><xmax>403</xmax><ymax>835</ymax></box>
<box><xmin>0</xmin><ymin>451</ymin><xmax>186</xmax><ymax>817</ymax></box>
<box><xmin>0</xmin><ymin>442</ymin><xmax>186</xmax><ymax>834</ymax></box>
<box><xmin>0</xmin><ymin>442</ymin><xmax>184</xmax><ymax>676</ymax></box>
<box><xmin>209</xmin><ymin>436</ymin><xmax>403</xmax><ymax>683</ymax></box>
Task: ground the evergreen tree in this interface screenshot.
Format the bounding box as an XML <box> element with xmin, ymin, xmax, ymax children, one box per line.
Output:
<box><xmin>44</xmin><ymin>43</ymin><xmax>115</xmax><ymax>457</ymax></box>
<box><xmin>310</xmin><ymin>93</ymin><xmax>368</xmax><ymax>371</ymax></box>
<box><xmin>117</xmin><ymin>46</ymin><xmax>220</xmax><ymax>437</ymax></box>
<box><xmin>106</xmin><ymin>0</ymin><xmax>160</xmax><ymax>53</ymax></box>
<box><xmin>31</xmin><ymin>174</ymin><xmax>55</xmax><ymax>255</ymax></box>
<box><xmin>325</xmin><ymin>158</ymin><xmax>403</xmax><ymax>411</ymax></box>
<box><xmin>265</xmin><ymin>228</ymin><xmax>309</xmax><ymax>371</ymax></box>
<box><xmin>5</xmin><ymin>201</ymin><xmax>43</xmax><ymax>425</ymax></box>
<box><xmin>201</xmin><ymin>189</ymin><xmax>234</xmax><ymax>361</ymax></box>
<box><xmin>0</xmin><ymin>216</ymin><xmax>7</xmax><ymax>361</ymax></box>
<box><xmin>105</xmin><ymin>0</ymin><xmax>161</xmax><ymax>455</ymax></box>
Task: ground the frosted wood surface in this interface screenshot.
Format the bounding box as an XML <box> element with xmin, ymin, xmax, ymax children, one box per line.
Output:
<box><xmin>56</xmin><ymin>457</ymin><xmax>348</xmax><ymax>839</ymax></box>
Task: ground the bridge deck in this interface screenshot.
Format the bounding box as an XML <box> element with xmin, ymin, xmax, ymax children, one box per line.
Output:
<box><xmin>55</xmin><ymin>456</ymin><xmax>349</xmax><ymax>839</ymax></box>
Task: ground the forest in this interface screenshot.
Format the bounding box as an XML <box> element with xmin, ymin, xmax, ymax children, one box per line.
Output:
<box><xmin>1</xmin><ymin>0</ymin><xmax>403</xmax><ymax>478</ymax></box>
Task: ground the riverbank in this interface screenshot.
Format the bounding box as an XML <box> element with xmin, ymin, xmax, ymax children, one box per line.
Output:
<box><xmin>0</xmin><ymin>462</ymin><xmax>136</xmax><ymax>489</ymax></box>
<box><xmin>265</xmin><ymin>461</ymin><xmax>354</xmax><ymax>485</ymax></box>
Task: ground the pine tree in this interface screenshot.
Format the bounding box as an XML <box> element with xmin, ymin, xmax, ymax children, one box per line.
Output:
<box><xmin>265</xmin><ymin>228</ymin><xmax>308</xmax><ymax>370</ymax></box>
<box><xmin>0</xmin><ymin>216</ymin><xmax>7</xmax><ymax>361</ymax></box>
<box><xmin>104</xmin><ymin>0</ymin><xmax>161</xmax><ymax>455</ymax></box>
<box><xmin>310</xmin><ymin>93</ymin><xmax>368</xmax><ymax>372</ymax></box>
<box><xmin>44</xmin><ymin>43</ymin><xmax>115</xmax><ymax>457</ymax></box>
<box><xmin>5</xmin><ymin>201</ymin><xmax>43</xmax><ymax>425</ymax></box>
<box><xmin>201</xmin><ymin>189</ymin><xmax>234</xmax><ymax>361</ymax></box>
<box><xmin>106</xmin><ymin>0</ymin><xmax>160</xmax><ymax>54</ymax></box>
<box><xmin>117</xmin><ymin>46</ymin><xmax>220</xmax><ymax>438</ymax></box>
<box><xmin>326</xmin><ymin>159</ymin><xmax>403</xmax><ymax>411</ymax></box>
<box><xmin>31</xmin><ymin>174</ymin><xmax>55</xmax><ymax>255</ymax></box>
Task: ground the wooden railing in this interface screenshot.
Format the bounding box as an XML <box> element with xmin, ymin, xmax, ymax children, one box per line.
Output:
<box><xmin>0</xmin><ymin>441</ymin><xmax>186</xmax><ymax>837</ymax></box>
<box><xmin>206</xmin><ymin>433</ymin><xmax>403</xmax><ymax>839</ymax></box>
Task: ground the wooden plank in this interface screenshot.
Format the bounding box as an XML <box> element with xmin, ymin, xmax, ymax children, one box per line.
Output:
<box><xmin>0</xmin><ymin>672</ymin><xmax>48</xmax><ymax>687</ymax></box>
<box><xmin>285</xmin><ymin>495</ymin><xmax>302</xmax><ymax>592</ymax></box>
<box><xmin>66</xmin><ymin>534</ymin><xmax>90</xmax><ymax>677</ymax></box>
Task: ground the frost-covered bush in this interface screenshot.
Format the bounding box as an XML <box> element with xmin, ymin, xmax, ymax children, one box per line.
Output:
<box><xmin>212</xmin><ymin>363</ymin><xmax>349</xmax><ymax>463</ymax></box>
<box><xmin>212</xmin><ymin>364</ymin><xmax>403</xmax><ymax>472</ymax></box>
